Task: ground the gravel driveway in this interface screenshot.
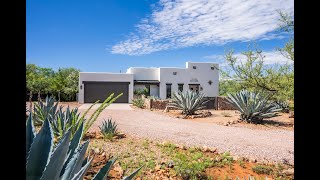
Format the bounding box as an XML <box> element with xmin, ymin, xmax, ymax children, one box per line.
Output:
<box><xmin>83</xmin><ymin>108</ymin><xmax>294</xmax><ymax>165</ymax></box>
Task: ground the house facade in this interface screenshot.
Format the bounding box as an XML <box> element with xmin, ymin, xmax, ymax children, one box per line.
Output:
<box><xmin>78</xmin><ymin>62</ymin><xmax>219</xmax><ymax>103</ymax></box>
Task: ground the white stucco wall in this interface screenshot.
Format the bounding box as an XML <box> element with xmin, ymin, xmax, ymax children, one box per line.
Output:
<box><xmin>78</xmin><ymin>72</ymin><xmax>134</xmax><ymax>103</ymax></box>
<box><xmin>159</xmin><ymin>62</ymin><xmax>219</xmax><ymax>99</ymax></box>
<box><xmin>127</xmin><ymin>68</ymin><xmax>159</xmax><ymax>80</ymax></box>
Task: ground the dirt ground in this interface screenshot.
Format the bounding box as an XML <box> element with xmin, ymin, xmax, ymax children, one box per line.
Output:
<box><xmin>84</xmin><ymin>135</ymin><xmax>293</xmax><ymax>180</ymax></box>
<box><xmin>137</xmin><ymin>108</ymin><xmax>294</xmax><ymax>131</ymax></box>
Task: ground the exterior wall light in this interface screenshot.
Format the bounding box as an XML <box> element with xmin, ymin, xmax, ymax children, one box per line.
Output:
<box><xmin>208</xmin><ymin>80</ymin><xmax>212</xmax><ymax>85</ymax></box>
<box><xmin>80</xmin><ymin>85</ymin><xmax>82</xmax><ymax>89</ymax></box>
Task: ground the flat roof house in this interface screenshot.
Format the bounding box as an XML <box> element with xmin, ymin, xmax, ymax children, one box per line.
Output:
<box><xmin>78</xmin><ymin>62</ymin><xmax>219</xmax><ymax>103</ymax></box>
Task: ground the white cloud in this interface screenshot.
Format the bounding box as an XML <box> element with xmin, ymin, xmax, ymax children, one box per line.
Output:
<box><xmin>111</xmin><ymin>0</ymin><xmax>294</xmax><ymax>55</ymax></box>
<box><xmin>205</xmin><ymin>50</ymin><xmax>293</xmax><ymax>67</ymax></box>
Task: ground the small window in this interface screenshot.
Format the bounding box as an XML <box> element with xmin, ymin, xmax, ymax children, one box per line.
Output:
<box><xmin>178</xmin><ymin>84</ymin><xmax>183</xmax><ymax>92</ymax></box>
<box><xmin>166</xmin><ymin>84</ymin><xmax>172</xmax><ymax>99</ymax></box>
<box><xmin>193</xmin><ymin>66</ymin><xmax>197</xmax><ymax>69</ymax></box>
<box><xmin>173</xmin><ymin>72</ymin><xmax>177</xmax><ymax>75</ymax></box>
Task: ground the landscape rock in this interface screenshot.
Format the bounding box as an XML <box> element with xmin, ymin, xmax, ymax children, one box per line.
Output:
<box><xmin>167</xmin><ymin>160</ymin><xmax>174</xmax><ymax>168</ymax></box>
<box><xmin>202</xmin><ymin>145</ymin><xmax>210</xmax><ymax>152</ymax></box>
<box><xmin>282</xmin><ymin>168</ymin><xmax>294</xmax><ymax>176</ymax></box>
<box><xmin>209</xmin><ymin>147</ymin><xmax>217</xmax><ymax>153</ymax></box>
<box><xmin>249</xmin><ymin>158</ymin><xmax>257</xmax><ymax>163</ymax></box>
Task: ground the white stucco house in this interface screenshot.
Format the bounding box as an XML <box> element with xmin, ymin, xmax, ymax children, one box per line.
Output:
<box><xmin>78</xmin><ymin>62</ymin><xmax>219</xmax><ymax>103</ymax></box>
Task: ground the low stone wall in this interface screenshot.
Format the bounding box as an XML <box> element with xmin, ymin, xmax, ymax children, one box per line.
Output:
<box><xmin>216</xmin><ymin>96</ymin><xmax>237</xmax><ymax>110</ymax></box>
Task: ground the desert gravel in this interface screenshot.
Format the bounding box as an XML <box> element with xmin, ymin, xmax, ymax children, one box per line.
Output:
<box><xmin>82</xmin><ymin>108</ymin><xmax>294</xmax><ymax>165</ymax></box>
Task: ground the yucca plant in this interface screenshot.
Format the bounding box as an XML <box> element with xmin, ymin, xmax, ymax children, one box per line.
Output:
<box><xmin>26</xmin><ymin>113</ymin><xmax>141</xmax><ymax>180</ymax></box>
<box><xmin>132</xmin><ymin>97</ymin><xmax>145</xmax><ymax>108</ymax></box>
<box><xmin>99</xmin><ymin>118</ymin><xmax>118</xmax><ymax>140</ymax></box>
<box><xmin>33</xmin><ymin>96</ymin><xmax>59</xmax><ymax>125</ymax></box>
<box><xmin>167</xmin><ymin>90</ymin><xmax>209</xmax><ymax>115</ymax></box>
<box><xmin>226</xmin><ymin>90</ymin><xmax>282</xmax><ymax>123</ymax></box>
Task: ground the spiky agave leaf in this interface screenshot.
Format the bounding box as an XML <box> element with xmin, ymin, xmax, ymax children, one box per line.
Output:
<box><xmin>26</xmin><ymin>113</ymin><xmax>36</xmax><ymax>161</ymax></box>
<box><xmin>40</xmin><ymin>130</ymin><xmax>71</xmax><ymax>180</ymax></box>
<box><xmin>226</xmin><ymin>90</ymin><xmax>281</xmax><ymax>123</ymax></box>
<box><xmin>60</xmin><ymin>122</ymin><xmax>84</xmax><ymax>176</ymax></box>
<box><xmin>92</xmin><ymin>157</ymin><xmax>117</xmax><ymax>180</ymax></box>
<box><xmin>122</xmin><ymin>166</ymin><xmax>143</xmax><ymax>180</ymax></box>
<box><xmin>26</xmin><ymin>118</ymin><xmax>54</xmax><ymax>180</ymax></box>
<box><xmin>167</xmin><ymin>90</ymin><xmax>209</xmax><ymax>115</ymax></box>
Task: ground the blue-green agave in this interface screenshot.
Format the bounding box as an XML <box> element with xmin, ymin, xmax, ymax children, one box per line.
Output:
<box><xmin>99</xmin><ymin>118</ymin><xmax>118</xmax><ymax>139</ymax></box>
<box><xmin>167</xmin><ymin>90</ymin><xmax>209</xmax><ymax>115</ymax></box>
<box><xmin>33</xmin><ymin>96</ymin><xmax>59</xmax><ymax>125</ymax></box>
<box><xmin>226</xmin><ymin>90</ymin><xmax>282</xmax><ymax>123</ymax></box>
<box><xmin>26</xmin><ymin>113</ymin><xmax>141</xmax><ymax>180</ymax></box>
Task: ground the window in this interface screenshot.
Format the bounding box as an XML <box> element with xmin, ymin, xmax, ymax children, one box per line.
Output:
<box><xmin>173</xmin><ymin>72</ymin><xmax>177</xmax><ymax>75</ymax></box>
<box><xmin>166</xmin><ymin>83</ymin><xmax>172</xmax><ymax>98</ymax></box>
<box><xmin>193</xmin><ymin>66</ymin><xmax>197</xmax><ymax>69</ymax></box>
<box><xmin>145</xmin><ymin>84</ymin><xmax>151</xmax><ymax>96</ymax></box>
<box><xmin>189</xmin><ymin>84</ymin><xmax>200</xmax><ymax>93</ymax></box>
<box><xmin>178</xmin><ymin>84</ymin><xmax>183</xmax><ymax>92</ymax></box>
<box><xmin>211</xmin><ymin>66</ymin><xmax>215</xmax><ymax>70</ymax></box>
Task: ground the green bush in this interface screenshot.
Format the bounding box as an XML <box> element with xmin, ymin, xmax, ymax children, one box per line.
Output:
<box><xmin>132</xmin><ymin>98</ymin><xmax>145</xmax><ymax>108</ymax></box>
<box><xmin>26</xmin><ymin>114</ymin><xmax>141</xmax><ymax>180</ymax></box>
<box><xmin>252</xmin><ymin>165</ymin><xmax>274</xmax><ymax>175</ymax></box>
<box><xmin>134</xmin><ymin>88</ymin><xmax>149</xmax><ymax>97</ymax></box>
<box><xmin>226</xmin><ymin>90</ymin><xmax>281</xmax><ymax>123</ymax></box>
<box><xmin>167</xmin><ymin>90</ymin><xmax>209</xmax><ymax>115</ymax></box>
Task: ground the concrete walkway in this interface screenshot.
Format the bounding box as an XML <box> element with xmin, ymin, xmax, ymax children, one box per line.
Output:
<box><xmin>81</xmin><ymin>108</ymin><xmax>294</xmax><ymax>165</ymax></box>
<box><xmin>78</xmin><ymin>103</ymin><xmax>133</xmax><ymax>110</ymax></box>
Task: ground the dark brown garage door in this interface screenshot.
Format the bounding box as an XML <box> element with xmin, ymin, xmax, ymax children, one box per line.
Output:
<box><xmin>83</xmin><ymin>82</ymin><xmax>129</xmax><ymax>103</ymax></box>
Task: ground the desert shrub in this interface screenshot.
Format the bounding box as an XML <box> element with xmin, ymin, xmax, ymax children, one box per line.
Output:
<box><xmin>226</xmin><ymin>90</ymin><xmax>281</xmax><ymax>123</ymax></box>
<box><xmin>173</xmin><ymin>152</ymin><xmax>211</xmax><ymax>180</ymax></box>
<box><xmin>273</xmin><ymin>100</ymin><xmax>290</xmax><ymax>113</ymax></box>
<box><xmin>99</xmin><ymin>118</ymin><xmax>118</xmax><ymax>140</ymax></box>
<box><xmin>26</xmin><ymin>114</ymin><xmax>141</xmax><ymax>180</ymax></box>
<box><xmin>252</xmin><ymin>165</ymin><xmax>274</xmax><ymax>175</ymax></box>
<box><xmin>132</xmin><ymin>97</ymin><xmax>145</xmax><ymax>108</ymax></box>
<box><xmin>134</xmin><ymin>88</ymin><xmax>149</xmax><ymax>97</ymax></box>
<box><xmin>167</xmin><ymin>90</ymin><xmax>209</xmax><ymax>115</ymax></box>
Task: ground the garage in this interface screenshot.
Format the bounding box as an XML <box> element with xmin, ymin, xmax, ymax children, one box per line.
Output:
<box><xmin>83</xmin><ymin>81</ymin><xmax>130</xmax><ymax>103</ymax></box>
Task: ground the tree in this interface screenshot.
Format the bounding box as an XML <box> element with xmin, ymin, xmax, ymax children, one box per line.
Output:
<box><xmin>34</xmin><ymin>67</ymin><xmax>54</xmax><ymax>101</ymax></box>
<box><xmin>277</xmin><ymin>10</ymin><xmax>294</xmax><ymax>61</ymax></box>
<box><xmin>51</xmin><ymin>68</ymin><xmax>79</xmax><ymax>101</ymax></box>
<box><xmin>26</xmin><ymin>64</ymin><xmax>38</xmax><ymax>109</ymax></box>
<box><xmin>62</xmin><ymin>68</ymin><xmax>80</xmax><ymax>101</ymax></box>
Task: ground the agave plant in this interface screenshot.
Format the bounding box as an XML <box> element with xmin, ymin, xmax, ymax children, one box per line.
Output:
<box><xmin>226</xmin><ymin>90</ymin><xmax>282</xmax><ymax>123</ymax></box>
<box><xmin>99</xmin><ymin>118</ymin><xmax>118</xmax><ymax>139</ymax></box>
<box><xmin>26</xmin><ymin>113</ymin><xmax>141</xmax><ymax>180</ymax></box>
<box><xmin>32</xmin><ymin>93</ymin><xmax>122</xmax><ymax>140</ymax></box>
<box><xmin>50</xmin><ymin>106</ymin><xmax>82</xmax><ymax>139</ymax></box>
<box><xmin>273</xmin><ymin>100</ymin><xmax>290</xmax><ymax>113</ymax></box>
<box><xmin>167</xmin><ymin>90</ymin><xmax>209</xmax><ymax>115</ymax></box>
<box><xmin>33</xmin><ymin>96</ymin><xmax>59</xmax><ymax>125</ymax></box>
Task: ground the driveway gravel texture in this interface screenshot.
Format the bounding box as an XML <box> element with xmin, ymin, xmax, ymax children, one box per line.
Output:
<box><xmin>81</xmin><ymin>107</ymin><xmax>294</xmax><ymax>165</ymax></box>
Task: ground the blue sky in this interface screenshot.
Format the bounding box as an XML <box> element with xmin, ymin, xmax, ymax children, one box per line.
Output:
<box><xmin>27</xmin><ymin>0</ymin><xmax>293</xmax><ymax>72</ymax></box>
